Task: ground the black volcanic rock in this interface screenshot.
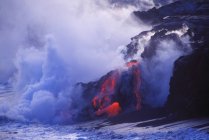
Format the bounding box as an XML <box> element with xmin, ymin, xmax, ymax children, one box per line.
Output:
<box><xmin>167</xmin><ymin>47</ymin><xmax>209</xmax><ymax>116</ymax></box>
<box><xmin>130</xmin><ymin>0</ymin><xmax>209</xmax><ymax>116</ymax></box>
<box><xmin>77</xmin><ymin>0</ymin><xmax>209</xmax><ymax>120</ymax></box>
<box><xmin>75</xmin><ymin>64</ymin><xmax>142</xmax><ymax>119</ymax></box>
<box><xmin>134</xmin><ymin>0</ymin><xmax>209</xmax><ymax>24</ymax></box>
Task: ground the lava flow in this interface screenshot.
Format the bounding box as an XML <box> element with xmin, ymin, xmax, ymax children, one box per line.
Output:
<box><xmin>96</xmin><ymin>102</ymin><xmax>121</xmax><ymax>117</ymax></box>
<box><xmin>129</xmin><ymin>61</ymin><xmax>141</xmax><ymax>111</ymax></box>
<box><xmin>92</xmin><ymin>71</ymin><xmax>120</xmax><ymax>117</ymax></box>
<box><xmin>92</xmin><ymin>60</ymin><xmax>142</xmax><ymax>117</ymax></box>
<box><xmin>126</xmin><ymin>60</ymin><xmax>138</xmax><ymax>68</ymax></box>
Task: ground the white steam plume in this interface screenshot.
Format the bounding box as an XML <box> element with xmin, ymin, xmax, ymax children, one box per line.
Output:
<box><xmin>0</xmin><ymin>0</ymin><xmax>149</xmax><ymax>123</ymax></box>
<box><xmin>141</xmin><ymin>37</ymin><xmax>191</xmax><ymax>107</ymax></box>
<box><xmin>130</xmin><ymin>26</ymin><xmax>192</xmax><ymax>107</ymax></box>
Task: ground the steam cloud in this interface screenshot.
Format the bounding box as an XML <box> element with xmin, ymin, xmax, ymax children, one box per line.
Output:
<box><xmin>0</xmin><ymin>0</ymin><xmax>188</xmax><ymax>123</ymax></box>
<box><xmin>141</xmin><ymin>37</ymin><xmax>191</xmax><ymax>107</ymax></box>
<box><xmin>127</xmin><ymin>25</ymin><xmax>191</xmax><ymax>107</ymax></box>
<box><xmin>0</xmin><ymin>0</ymin><xmax>150</xmax><ymax>123</ymax></box>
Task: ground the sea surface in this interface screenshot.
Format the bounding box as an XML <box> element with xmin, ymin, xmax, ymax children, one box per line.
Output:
<box><xmin>0</xmin><ymin>85</ymin><xmax>209</xmax><ymax>140</ymax></box>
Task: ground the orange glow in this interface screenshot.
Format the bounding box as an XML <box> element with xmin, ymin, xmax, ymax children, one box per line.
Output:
<box><xmin>92</xmin><ymin>60</ymin><xmax>142</xmax><ymax>117</ymax></box>
<box><xmin>106</xmin><ymin>102</ymin><xmax>121</xmax><ymax>117</ymax></box>
<box><xmin>133</xmin><ymin>65</ymin><xmax>141</xmax><ymax>111</ymax></box>
<box><xmin>126</xmin><ymin>60</ymin><xmax>138</xmax><ymax>68</ymax></box>
<box><xmin>92</xmin><ymin>96</ymin><xmax>98</xmax><ymax>108</ymax></box>
<box><xmin>96</xmin><ymin>102</ymin><xmax>121</xmax><ymax>117</ymax></box>
<box><xmin>126</xmin><ymin>60</ymin><xmax>141</xmax><ymax>110</ymax></box>
<box><xmin>100</xmin><ymin>74</ymin><xmax>117</xmax><ymax>94</ymax></box>
<box><xmin>92</xmin><ymin>71</ymin><xmax>119</xmax><ymax>116</ymax></box>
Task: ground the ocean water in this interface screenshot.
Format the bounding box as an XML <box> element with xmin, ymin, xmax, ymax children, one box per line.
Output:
<box><xmin>1</xmin><ymin>120</ymin><xmax>209</xmax><ymax>140</ymax></box>
<box><xmin>0</xmin><ymin>85</ymin><xmax>209</xmax><ymax>140</ymax></box>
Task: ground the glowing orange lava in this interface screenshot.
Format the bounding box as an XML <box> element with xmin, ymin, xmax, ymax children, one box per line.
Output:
<box><xmin>92</xmin><ymin>60</ymin><xmax>142</xmax><ymax>117</ymax></box>
<box><xmin>132</xmin><ymin>65</ymin><xmax>141</xmax><ymax>111</ymax></box>
<box><xmin>126</xmin><ymin>60</ymin><xmax>138</xmax><ymax>68</ymax></box>
<box><xmin>126</xmin><ymin>60</ymin><xmax>141</xmax><ymax>110</ymax></box>
<box><xmin>96</xmin><ymin>102</ymin><xmax>121</xmax><ymax>117</ymax></box>
<box><xmin>92</xmin><ymin>71</ymin><xmax>119</xmax><ymax>116</ymax></box>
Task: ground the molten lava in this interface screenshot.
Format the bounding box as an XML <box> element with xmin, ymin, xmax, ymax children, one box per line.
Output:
<box><xmin>126</xmin><ymin>60</ymin><xmax>141</xmax><ymax>110</ymax></box>
<box><xmin>92</xmin><ymin>60</ymin><xmax>142</xmax><ymax>117</ymax></box>
<box><xmin>96</xmin><ymin>102</ymin><xmax>121</xmax><ymax>117</ymax></box>
<box><xmin>126</xmin><ymin>60</ymin><xmax>138</xmax><ymax>68</ymax></box>
<box><xmin>132</xmin><ymin>64</ymin><xmax>141</xmax><ymax>111</ymax></box>
<box><xmin>92</xmin><ymin>71</ymin><xmax>119</xmax><ymax>116</ymax></box>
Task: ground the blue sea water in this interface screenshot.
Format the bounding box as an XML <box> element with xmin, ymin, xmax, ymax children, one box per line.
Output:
<box><xmin>0</xmin><ymin>85</ymin><xmax>209</xmax><ymax>140</ymax></box>
<box><xmin>0</xmin><ymin>121</ymin><xmax>209</xmax><ymax>140</ymax></box>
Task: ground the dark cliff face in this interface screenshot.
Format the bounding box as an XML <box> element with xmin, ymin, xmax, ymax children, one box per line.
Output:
<box><xmin>132</xmin><ymin>0</ymin><xmax>209</xmax><ymax>116</ymax></box>
<box><xmin>167</xmin><ymin>47</ymin><xmax>209</xmax><ymax>116</ymax></box>
<box><xmin>75</xmin><ymin>61</ymin><xmax>142</xmax><ymax>120</ymax></box>
<box><xmin>76</xmin><ymin>0</ymin><xmax>209</xmax><ymax>120</ymax></box>
<box><xmin>134</xmin><ymin>0</ymin><xmax>209</xmax><ymax>24</ymax></box>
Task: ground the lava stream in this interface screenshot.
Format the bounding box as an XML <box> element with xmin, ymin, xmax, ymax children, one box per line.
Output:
<box><xmin>92</xmin><ymin>60</ymin><xmax>141</xmax><ymax>117</ymax></box>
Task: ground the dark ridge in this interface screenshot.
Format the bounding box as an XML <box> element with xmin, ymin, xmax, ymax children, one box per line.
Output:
<box><xmin>193</xmin><ymin>122</ymin><xmax>209</xmax><ymax>129</ymax></box>
<box><xmin>106</xmin><ymin>107</ymin><xmax>166</xmax><ymax>125</ymax></box>
<box><xmin>134</xmin><ymin>0</ymin><xmax>209</xmax><ymax>24</ymax></box>
<box><xmin>122</xmin><ymin>0</ymin><xmax>209</xmax><ymax>118</ymax></box>
<box><xmin>76</xmin><ymin>0</ymin><xmax>209</xmax><ymax>123</ymax></box>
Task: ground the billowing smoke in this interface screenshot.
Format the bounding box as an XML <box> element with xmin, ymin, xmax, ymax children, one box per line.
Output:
<box><xmin>123</xmin><ymin>25</ymin><xmax>192</xmax><ymax>107</ymax></box>
<box><xmin>141</xmin><ymin>37</ymin><xmax>191</xmax><ymax>107</ymax></box>
<box><xmin>0</xmin><ymin>0</ymin><xmax>150</xmax><ymax>123</ymax></box>
<box><xmin>0</xmin><ymin>0</ymin><xmax>187</xmax><ymax>123</ymax></box>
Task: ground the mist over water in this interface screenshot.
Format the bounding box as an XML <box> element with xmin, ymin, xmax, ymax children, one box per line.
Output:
<box><xmin>141</xmin><ymin>37</ymin><xmax>191</xmax><ymax>107</ymax></box>
<box><xmin>0</xmin><ymin>0</ymin><xmax>150</xmax><ymax>123</ymax></box>
<box><xmin>0</xmin><ymin>0</ymin><xmax>191</xmax><ymax>123</ymax></box>
<box><xmin>128</xmin><ymin>26</ymin><xmax>192</xmax><ymax>107</ymax></box>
